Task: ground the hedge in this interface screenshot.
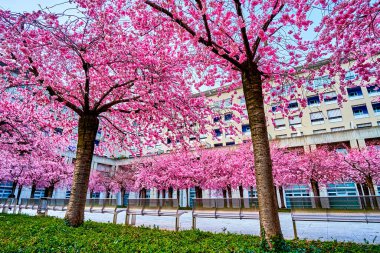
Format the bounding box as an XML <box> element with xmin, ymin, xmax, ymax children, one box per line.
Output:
<box><xmin>0</xmin><ymin>214</ymin><xmax>378</xmax><ymax>253</ymax></box>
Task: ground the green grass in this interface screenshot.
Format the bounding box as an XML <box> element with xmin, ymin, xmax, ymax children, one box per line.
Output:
<box><xmin>0</xmin><ymin>214</ymin><xmax>379</xmax><ymax>253</ymax></box>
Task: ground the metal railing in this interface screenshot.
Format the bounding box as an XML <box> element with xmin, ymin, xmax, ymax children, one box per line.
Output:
<box><xmin>287</xmin><ymin>196</ymin><xmax>380</xmax><ymax>210</ymax></box>
<box><xmin>192</xmin><ymin>198</ymin><xmax>258</xmax><ymax>209</ymax></box>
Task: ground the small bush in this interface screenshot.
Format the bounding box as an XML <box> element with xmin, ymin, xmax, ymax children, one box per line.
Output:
<box><xmin>0</xmin><ymin>214</ymin><xmax>378</xmax><ymax>253</ymax></box>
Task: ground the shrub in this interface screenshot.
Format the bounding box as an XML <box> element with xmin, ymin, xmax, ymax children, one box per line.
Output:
<box><xmin>0</xmin><ymin>214</ymin><xmax>378</xmax><ymax>253</ymax></box>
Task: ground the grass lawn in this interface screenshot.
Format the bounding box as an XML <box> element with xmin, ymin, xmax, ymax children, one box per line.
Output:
<box><xmin>0</xmin><ymin>214</ymin><xmax>379</xmax><ymax>253</ymax></box>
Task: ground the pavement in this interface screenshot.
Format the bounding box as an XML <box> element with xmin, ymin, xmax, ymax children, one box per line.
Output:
<box><xmin>20</xmin><ymin>210</ymin><xmax>379</xmax><ymax>244</ymax></box>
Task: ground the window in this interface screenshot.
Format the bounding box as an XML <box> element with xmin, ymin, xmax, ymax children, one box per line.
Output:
<box><xmin>367</xmin><ymin>85</ymin><xmax>380</xmax><ymax>96</ymax></box>
<box><xmin>289</xmin><ymin>116</ymin><xmax>302</xmax><ymax>127</ymax></box>
<box><xmin>347</xmin><ymin>86</ymin><xmax>363</xmax><ymax>99</ymax></box>
<box><xmin>242</xmin><ymin>109</ymin><xmax>248</xmax><ymax>118</ymax></box>
<box><xmin>335</xmin><ymin>148</ymin><xmax>348</xmax><ymax>154</ymax></box>
<box><xmin>242</xmin><ymin>124</ymin><xmax>250</xmax><ymax>135</ymax></box>
<box><xmin>313</xmin><ymin>129</ymin><xmax>326</xmax><ymax>134</ymax></box>
<box><xmin>0</xmin><ymin>181</ymin><xmax>13</xmax><ymax>198</ymax></box>
<box><xmin>352</xmin><ymin>104</ymin><xmax>369</xmax><ymax>118</ymax></box>
<box><xmin>288</xmin><ymin>101</ymin><xmax>298</xmax><ymax>110</ymax></box>
<box><xmin>167</xmin><ymin>138</ymin><xmax>172</xmax><ymax>144</ymax></box>
<box><xmin>189</xmin><ymin>136</ymin><xmax>196</xmax><ymax>141</ymax></box>
<box><xmin>34</xmin><ymin>189</ymin><xmax>45</xmax><ymax>199</ymax></box>
<box><xmin>372</xmin><ymin>102</ymin><xmax>380</xmax><ymax>115</ymax></box>
<box><xmin>323</xmin><ymin>91</ymin><xmax>337</xmax><ymax>103</ymax></box>
<box><xmin>65</xmin><ymin>191</ymin><xmax>71</xmax><ymax>199</ymax></box>
<box><xmin>291</xmin><ymin>132</ymin><xmax>303</xmax><ymax>137</ymax></box>
<box><xmin>274</xmin><ymin>118</ymin><xmax>286</xmax><ymax>130</ymax></box>
<box><xmin>92</xmin><ymin>192</ymin><xmax>100</xmax><ymax>198</ymax></box>
<box><xmin>224</xmin><ymin>113</ymin><xmax>233</xmax><ymax>121</ymax></box>
<box><xmin>282</xmin><ymin>84</ymin><xmax>295</xmax><ymax>95</ymax></box>
<box><xmin>271</xmin><ymin>103</ymin><xmax>280</xmax><ymax>113</ymax></box>
<box><xmin>331</xmin><ymin>126</ymin><xmax>345</xmax><ymax>132</ymax></box>
<box><xmin>275</xmin><ymin>134</ymin><xmax>287</xmax><ymax>139</ymax></box>
<box><xmin>310</xmin><ymin>111</ymin><xmax>324</xmax><ymax>125</ymax></box>
<box><xmin>226</xmin><ymin>141</ymin><xmax>235</xmax><ymax>146</ymax></box>
<box><xmin>327</xmin><ymin>108</ymin><xmax>342</xmax><ymax>122</ymax></box>
<box><xmin>327</xmin><ymin>183</ymin><xmax>360</xmax><ymax>209</ymax></box>
<box><xmin>214</xmin><ymin>143</ymin><xmax>223</xmax><ymax>147</ymax></box>
<box><xmin>284</xmin><ymin>185</ymin><xmax>311</xmax><ymax>208</ymax></box>
<box><xmin>345</xmin><ymin>71</ymin><xmax>357</xmax><ymax>80</ymax></box>
<box><xmin>357</xmin><ymin>123</ymin><xmax>372</xmax><ymax>128</ymax></box>
<box><xmin>213</xmin><ymin>116</ymin><xmax>220</xmax><ymax>123</ymax></box>
<box><xmin>222</xmin><ymin>98</ymin><xmax>232</xmax><ymax>108</ymax></box>
<box><xmin>312</xmin><ymin>76</ymin><xmax>330</xmax><ymax>89</ymax></box>
<box><xmin>307</xmin><ymin>96</ymin><xmax>320</xmax><ymax>106</ymax></box>
<box><xmin>212</xmin><ymin>100</ymin><xmax>221</xmax><ymax>108</ymax></box>
<box><xmin>378</xmin><ymin>121</ymin><xmax>380</xmax><ymax>126</ymax></box>
<box><xmin>214</xmin><ymin>129</ymin><xmax>222</xmax><ymax>137</ymax></box>
<box><xmin>240</xmin><ymin>97</ymin><xmax>246</xmax><ymax>104</ymax></box>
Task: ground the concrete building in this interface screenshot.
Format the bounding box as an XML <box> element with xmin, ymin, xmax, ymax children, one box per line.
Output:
<box><xmin>2</xmin><ymin>63</ymin><xmax>380</xmax><ymax>207</ymax></box>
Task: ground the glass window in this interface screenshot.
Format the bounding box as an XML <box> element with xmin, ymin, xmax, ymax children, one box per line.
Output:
<box><xmin>274</xmin><ymin>118</ymin><xmax>286</xmax><ymax>129</ymax></box>
<box><xmin>240</xmin><ymin>97</ymin><xmax>246</xmax><ymax>105</ymax></box>
<box><xmin>327</xmin><ymin>108</ymin><xmax>342</xmax><ymax>122</ymax></box>
<box><xmin>352</xmin><ymin>104</ymin><xmax>369</xmax><ymax>118</ymax></box>
<box><xmin>275</xmin><ymin>134</ymin><xmax>287</xmax><ymax>139</ymax></box>
<box><xmin>92</xmin><ymin>192</ymin><xmax>100</xmax><ymax>198</ymax></box>
<box><xmin>284</xmin><ymin>185</ymin><xmax>311</xmax><ymax>208</ymax></box>
<box><xmin>222</xmin><ymin>98</ymin><xmax>232</xmax><ymax>108</ymax></box>
<box><xmin>372</xmin><ymin>102</ymin><xmax>380</xmax><ymax>115</ymax></box>
<box><xmin>310</xmin><ymin>111</ymin><xmax>324</xmax><ymax>125</ymax></box>
<box><xmin>213</xmin><ymin>116</ymin><xmax>220</xmax><ymax>123</ymax></box>
<box><xmin>345</xmin><ymin>71</ymin><xmax>357</xmax><ymax>80</ymax></box>
<box><xmin>357</xmin><ymin>123</ymin><xmax>372</xmax><ymax>128</ymax></box>
<box><xmin>226</xmin><ymin>141</ymin><xmax>235</xmax><ymax>146</ymax></box>
<box><xmin>214</xmin><ymin>129</ymin><xmax>222</xmax><ymax>137</ymax></box>
<box><xmin>34</xmin><ymin>189</ymin><xmax>45</xmax><ymax>199</ymax></box>
<box><xmin>242</xmin><ymin>124</ymin><xmax>250</xmax><ymax>135</ymax></box>
<box><xmin>307</xmin><ymin>95</ymin><xmax>320</xmax><ymax>106</ymax></box>
<box><xmin>312</xmin><ymin>76</ymin><xmax>330</xmax><ymax>89</ymax></box>
<box><xmin>224</xmin><ymin>113</ymin><xmax>233</xmax><ymax>121</ymax></box>
<box><xmin>0</xmin><ymin>181</ymin><xmax>13</xmax><ymax>198</ymax></box>
<box><xmin>347</xmin><ymin>86</ymin><xmax>363</xmax><ymax>99</ymax></box>
<box><xmin>65</xmin><ymin>191</ymin><xmax>71</xmax><ymax>199</ymax></box>
<box><xmin>313</xmin><ymin>129</ymin><xmax>326</xmax><ymax>134</ymax></box>
<box><xmin>288</xmin><ymin>101</ymin><xmax>298</xmax><ymax>110</ymax></box>
<box><xmin>214</xmin><ymin>143</ymin><xmax>223</xmax><ymax>147</ymax></box>
<box><xmin>271</xmin><ymin>103</ymin><xmax>281</xmax><ymax>113</ymax></box>
<box><xmin>289</xmin><ymin>116</ymin><xmax>302</xmax><ymax>127</ymax></box>
<box><xmin>331</xmin><ymin>126</ymin><xmax>345</xmax><ymax>132</ymax></box>
<box><xmin>367</xmin><ymin>85</ymin><xmax>380</xmax><ymax>96</ymax></box>
<box><xmin>323</xmin><ymin>91</ymin><xmax>337</xmax><ymax>103</ymax></box>
<box><xmin>327</xmin><ymin>183</ymin><xmax>360</xmax><ymax>209</ymax></box>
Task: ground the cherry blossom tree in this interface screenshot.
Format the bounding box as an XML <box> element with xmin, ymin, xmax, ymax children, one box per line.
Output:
<box><xmin>111</xmin><ymin>164</ymin><xmax>137</xmax><ymax>205</ymax></box>
<box><xmin>139</xmin><ymin>0</ymin><xmax>380</xmax><ymax>244</ymax></box>
<box><xmin>0</xmin><ymin>2</ymin><xmax>211</xmax><ymax>226</ymax></box>
<box><xmin>339</xmin><ymin>146</ymin><xmax>380</xmax><ymax>197</ymax></box>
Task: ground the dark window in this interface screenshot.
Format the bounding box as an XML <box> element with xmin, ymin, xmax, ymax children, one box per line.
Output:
<box><xmin>352</xmin><ymin>104</ymin><xmax>368</xmax><ymax>117</ymax></box>
<box><xmin>307</xmin><ymin>96</ymin><xmax>320</xmax><ymax>106</ymax></box>
<box><xmin>167</xmin><ymin>138</ymin><xmax>172</xmax><ymax>144</ymax></box>
<box><xmin>213</xmin><ymin>117</ymin><xmax>220</xmax><ymax>123</ymax></box>
<box><xmin>226</xmin><ymin>141</ymin><xmax>235</xmax><ymax>146</ymax></box>
<box><xmin>214</xmin><ymin>143</ymin><xmax>223</xmax><ymax>147</ymax></box>
<box><xmin>242</xmin><ymin>124</ymin><xmax>250</xmax><ymax>133</ymax></box>
<box><xmin>288</xmin><ymin>101</ymin><xmax>298</xmax><ymax>109</ymax></box>
<box><xmin>94</xmin><ymin>139</ymin><xmax>100</xmax><ymax>146</ymax></box>
<box><xmin>347</xmin><ymin>87</ymin><xmax>363</xmax><ymax>97</ymax></box>
<box><xmin>367</xmin><ymin>85</ymin><xmax>380</xmax><ymax>95</ymax></box>
<box><xmin>224</xmin><ymin>113</ymin><xmax>233</xmax><ymax>121</ymax></box>
<box><xmin>214</xmin><ymin>129</ymin><xmax>222</xmax><ymax>137</ymax></box>
<box><xmin>372</xmin><ymin>102</ymin><xmax>380</xmax><ymax>113</ymax></box>
<box><xmin>54</xmin><ymin>127</ymin><xmax>63</xmax><ymax>134</ymax></box>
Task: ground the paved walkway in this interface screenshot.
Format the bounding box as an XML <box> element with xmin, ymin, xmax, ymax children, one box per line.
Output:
<box><xmin>21</xmin><ymin>210</ymin><xmax>379</xmax><ymax>244</ymax></box>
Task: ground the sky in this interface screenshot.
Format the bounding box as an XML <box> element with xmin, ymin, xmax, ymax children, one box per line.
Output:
<box><xmin>0</xmin><ymin>0</ymin><xmax>65</xmax><ymax>12</ymax></box>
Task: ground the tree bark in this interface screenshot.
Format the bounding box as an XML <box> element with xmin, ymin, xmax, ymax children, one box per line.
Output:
<box><xmin>64</xmin><ymin>115</ymin><xmax>99</xmax><ymax>227</ymax></box>
<box><xmin>365</xmin><ymin>176</ymin><xmax>379</xmax><ymax>209</ymax></box>
<box><xmin>162</xmin><ymin>189</ymin><xmax>166</xmax><ymax>199</ymax></box>
<box><xmin>186</xmin><ymin>188</ymin><xmax>189</xmax><ymax>208</ymax></box>
<box><xmin>227</xmin><ymin>185</ymin><xmax>233</xmax><ymax>207</ymax></box>
<box><xmin>176</xmin><ymin>189</ymin><xmax>180</xmax><ymax>202</ymax></box>
<box><xmin>195</xmin><ymin>186</ymin><xmax>202</xmax><ymax>198</ymax></box>
<box><xmin>273</xmin><ymin>186</ymin><xmax>279</xmax><ymax>209</ymax></box>
<box><xmin>310</xmin><ymin>179</ymin><xmax>322</xmax><ymax>208</ymax></box>
<box><xmin>242</xmin><ymin>68</ymin><xmax>283</xmax><ymax>242</ymax></box>
<box><xmin>157</xmin><ymin>189</ymin><xmax>160</xmax><ymax>199</ymax></box>
<box><xmin>120</xmin><ymin>188</ymin><xmax>126</xmax><ymax>206</ymax></box>
<box><xmin>30</xmin><ymin>183</ymin><xmax>36</xmax><ymax>199</ymax></box>
<box><xmin>16</xmin><ymin>185</ymin><xmax>23</xmax><ymax>204</ymax></box>
<box><xmin>10</xmin><ymin>181</ymin><xmax>17</xmax><ymax>197</ymax></box>
<box><xmin>168</xmin><ymin>187</ymin><xmax>173</xmax><ymax>199</ymax></box>
<box><xmin>278</xmin><ymin>186</ymin><xmax>286</xmax><ymax>209</ymax></box>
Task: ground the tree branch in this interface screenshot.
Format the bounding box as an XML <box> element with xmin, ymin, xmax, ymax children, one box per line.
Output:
<box><xmin>233</xmin><ymin>0</ymin><xmax>253</xmax><ymax>61</ymax></box>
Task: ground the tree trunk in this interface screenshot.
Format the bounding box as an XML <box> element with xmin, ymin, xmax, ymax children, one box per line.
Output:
<box><xmin>30</xmin><ymin>183</ymin><xmax>36</xmax><ymax>199</ymax></box>
<box><xmin>195</xmin><ymin>186</ymin><xmax>202</xmax><ymax>199</ymax></box>
<box><xmin>176</xmin><ymin>189</ymin><xmax>180</xmax><ymax>202</ymax></box>
<box><xmin>157</xmin><ymin>189</ymin><xmax>160</xmax><ymax>199</ymax></box>
<box><xmin>106</xmin><ymin>190</ymin><xmax>110</xmax><ymax>199</ymax></box>
<box><xmin>365</xmin><ymin>176</ymin><xmax>379</xmax><ymax>209</ymax></box>
<box><xmin>162</xmin><ymin>189</ymin><xmax>166</xmax><ymax>199</ymax></box>
<box><xmin>168</xmin><ymin>187</ymin><xmax>173</xmax><ymax>199</ymax></box>
<box><xmin>90</xmin><ymin>190</ymin><xmax>94</xmax><ymax>199</ymax></box>
<box><xmin>310</xmin><ymin>179</ymin><xmax>322</xmax><ymax>208</ymax></box>
<box><xmin>278</xmin><ymin>186</ymin><xmax>286</xmax><ymax>209</ymax></box>
<box><xmin>273</xmin><ymin>186</ymin><xmax>279</xmax><ymax>209</ymax></box>
<box><xmin>140</xmin><ymin>188</ymin><xmax>147</xmax><ymax>199</ymax></box>
<box><xmin>356</xmin><ymin>183</ymin><xmax>366</xmax><ymax>208</ymax></box>
<box><xmin>186</xmin><ymin>188</ymin><xmax>189</xmax><ymax>208</ymax></box>
<box><xmin>239</xmin><ymin>185</ymin><xmax>244</xmax><ymax>198</ymax></box>
<box><xmin>16</xmin><ymin>185</ymin><xmax>23</xmax><ymax>204</ymax></box>
<box><xmin>120</xmin><ymin>188</ymin><xmax>126</xmax><ymax>206</ymax></box>
<box><xmin>361</xmin><ymin>183</ymin><xmax>372</xmax><ymax>209</ymax></box>
<box><xmin>227</xmin><ymin>185</ymin><xmax>233</xmax><ymax>207</ymax></box>
<box><xmin>10</xmin><ymin>181</ymin><xmax>17</xmax><ymax>197</ymax></box>
<box><xmin>64</xmin><ymin>115</ymin><xmax>99</xmax><ymax>227</ymax></box>
<box><xmin>242</xmin><ymin>69</ymin><xmax>282</xmax><ymax>243</ymax></box>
